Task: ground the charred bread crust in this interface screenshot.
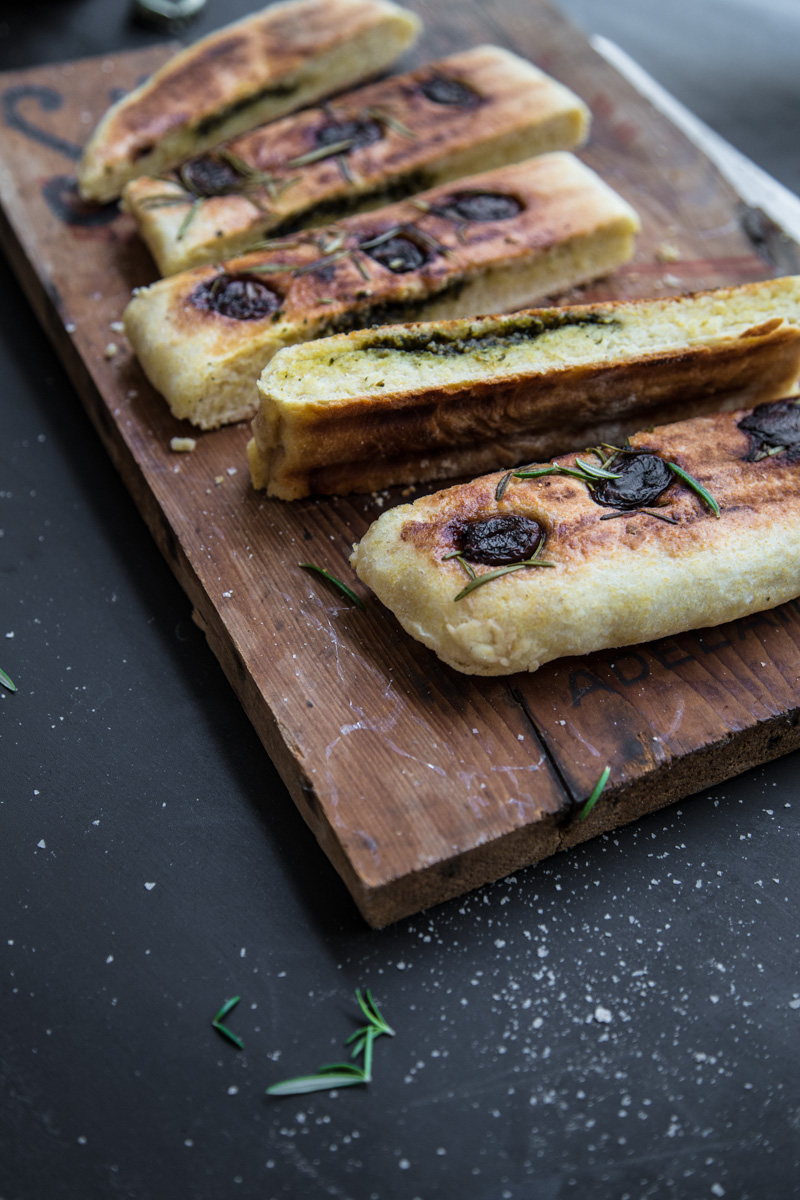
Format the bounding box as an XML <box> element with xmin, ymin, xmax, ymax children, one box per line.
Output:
<box><xmin>351</xmin><ymin>403</ymin><xmax>800</xmax><ymax>675</ymax></box>
<box><xmin>123</xmin><ymin>45</ymin><xmax>590</xmax><ymax>276</ymax></box>
<box><xmin>247</xmin><ymin>277</ymin><xmax>800</xmax><ymax>497</ymax></box>
<box><xmin>123</xmin><ymin>153</ymin><xmax>639</xmax><ymax>429</ymax></box>
<box><xmin>77</xmin><ymin>0</ymin><xmax>421</xmax><ymax>203</ymax></box>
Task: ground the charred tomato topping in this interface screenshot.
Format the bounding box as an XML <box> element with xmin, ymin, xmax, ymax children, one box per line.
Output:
<box><xmin>738</xmin><ymin>398</ymin><xmax>800</xmax><ymax>460</ymax></box>
<box><xmin>419</xmin><ymin>75</ymin><xmax>480</xmax><ymax>107</ymax></box>
<box><xmin>455</xmin><ymin>516</ymin><xmax>543</xmax><ymax>565</ymax></box>
<box><xmin>439</xmin><ymin>191</ymin><xmax>522</xmax><ymax>222</ymax></box>
<box><xmin>180</xmin><ymin>154</ymin><xmax>242</xmax><ymax>197</ymax></box>
<box><xmin>315</xmin><ymin>117</ymin><xmax>383</xmax><ymax>151</ymax></box>
<box><xmin>592</xmin><ymin>452</ymin><xmax>673</xmax><ymax>510</ymax></box>
<box><xmin>191</xmin><ymin>274</ymin><xmax>282</xmax><ymax>321</ymax></box>
<box><xmin>361</xmin><ymin>234</ymin><xmax>429</xmax><ymax>273</ymax></box>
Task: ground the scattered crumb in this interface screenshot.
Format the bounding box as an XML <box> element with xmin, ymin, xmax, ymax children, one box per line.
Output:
<box><xmin>662</xmin><ymin>272</ymin><xmax>682</xmax><ymax>288</ymax></box>
<box><xmin>170</xmin><ymin>437</ymin><xmax>197</xmax><ymax>453</ymax></box>
<box><xmin>103</xmin><ymin>342</ymin><xmax>119</xmax><ymax>360</ymax></box>
<box><xmin>109</xmin><ymin>320</ymin><xmax>124</xmax><ymax>333</ymax></box>
<box><xmin>214</xmin><ymin>475</ymin><xmax>225</xmax><ymax>485</ymax></box>
<box><xmin>226</xmin><ymin>467</ymin><xmax>237</xmax><ymax>476</ymax></box>
<box><xmin>656</xmin><ymin>243</ymin><xmax>680</xmax><ymax>263</ymax></box>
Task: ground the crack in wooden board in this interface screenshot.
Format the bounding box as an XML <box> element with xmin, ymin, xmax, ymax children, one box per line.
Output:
<box><xmin>1</xmin><ymin>5</ymin><xmax>799</xmax><ymax>926</ymax></box>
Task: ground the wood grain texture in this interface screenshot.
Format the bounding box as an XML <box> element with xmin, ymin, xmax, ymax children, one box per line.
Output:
<box><xmin>2</xmin><ymin>4</ymin><xmax>800</xmax><ymax>926</ymax></box>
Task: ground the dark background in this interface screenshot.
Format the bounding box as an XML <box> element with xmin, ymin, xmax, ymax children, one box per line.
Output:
<box><xmin>2</xmin><ymin>3</ymin><xmax>799</xmax><ymax>1198</ymax></box>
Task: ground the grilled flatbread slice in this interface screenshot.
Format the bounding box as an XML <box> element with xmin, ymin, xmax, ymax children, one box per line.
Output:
<box><xmin>248</xmin><ymin>276</ymin><xmax>800</xmax><ymax>497</ymax></box>
<box><xmin>123</xmin><ymin>45</ymin><xmax>590</xmax><ymax>275</ymax></box>
<box><xmin>351</xmin><ymin>401</ymin><xmax>800</xmax><ymax>675</ymax></box>
<box><xmin>124</xmin><ymin>153</ymin><xmax>639</xmax><ymax>429</ymax></box>
<box><xmin>77</xmin><ymin>0</ymin><xmax>421</xmax><ymax>203</ymax></box>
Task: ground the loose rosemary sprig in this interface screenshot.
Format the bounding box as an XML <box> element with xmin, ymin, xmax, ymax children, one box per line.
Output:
<box><xmin>578</xmin><ymin>765</ymin><xmax>611</xmax><ymax>822</ymax></box>
<box><xmin>666</xmin><ymin>462</ymin><xmax>720</xmax><ymax>517</ymax></box>
<box><xmin>0</xmin><ymin>667</ymin><xmax>16</xmax><ymax>693</ymax></box>
<box><xmin>299</xmin><ymin>562</ymin><xmax>365</xmax><ymax>610</ymax></box>
<box><xmin>212</xmin><ymin>995</ymin><xmax>244</xmax><ymax>1050</ymax></box>
<box><xmin>266</xmin><ymin>989</ymin><xmax>393</xmax><ymax>1097</ymax></box>
<box><xmin>451</xmin><ymin>540</ymin><xmax>555</xmax><ymax>602</ymax></box>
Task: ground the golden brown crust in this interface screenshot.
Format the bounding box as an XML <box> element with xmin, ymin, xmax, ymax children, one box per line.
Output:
<box><xmin>123</xmin><ymin>45</ymin><xmax>590</xmax><ymax>275</ymax></box>
<box><xmin>78</xmin><ymin>0</ymin><xmax>421</xmax><ymax>202</ymax></box>
<box><xmin>351</xmin><ymin>404</ymin><xmax>800</xmax><ymax>675</ymax></box>
<box><xmin>248</xmin><ymin>276</ymin><xmax>800</xmax><ymax>497</ymax></box>
<box><xmin>123</xmin><ymin>154</ymin><xmax>639</xmax><ymax>428</ymax></box>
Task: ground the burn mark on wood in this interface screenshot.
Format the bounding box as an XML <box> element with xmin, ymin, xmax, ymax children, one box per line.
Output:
<box><xmin>2</xmin><ymin>84</ymin><xmax>83</xmax><ymax>160</ymax></box>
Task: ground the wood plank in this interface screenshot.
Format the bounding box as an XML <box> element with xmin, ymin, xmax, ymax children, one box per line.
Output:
<box><xmin>2</xmin><ymin>2</ymin><xmax>800</xmax><ymax>926</ymax></box>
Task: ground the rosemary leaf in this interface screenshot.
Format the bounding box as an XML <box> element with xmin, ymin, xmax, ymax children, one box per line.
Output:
<box><xmin>578</xmin><ymin>765</ymin><xmax>611</xmax><ymax>822</ymax></box>
<box><xmin>249</xmin><ymin>237</ymin><xmax>302</xmax><ymax>252</ymax></box>
<box><xmin>266</xmin><ymin>1071</ymin><xmax>367</xmax><ymax>1096</ymax></box>
<box><xmin>139</xmin><ymin>193</ymin><xmax>189</xmax><ymax>210</ymax></box>
<box><xmin>350</xmin><ymin>251</ymin><xmax>371</xmax><ymax>281</ymax></box>
<box><xmin>319</xmin><ymin>232</ymin><xmax>346</xmax><ymax>255</ymax></box>
<box><xmin>316</xmin><ymin>1062</ymin><xmax>365</xmax><ymax>1075</ymax></box>
<box><xmin>360</xmin><ymin>989</ymin><xmax>394</xmax><ymax>1037</ymax></box>
<box><xmin>599</xmin><ymin>508</ymin><xmax>678</xmax><ymax>525</ymax></box>
<box><xmin>642</xmin><ymin>509</ymin><xmax>679</xmax><ymax>525</ymax></box>
<box><xmin>299</xmin><ymin>562</ymin><xmax>365</xmax><ymax>610</ymax></box>
<box><xmin>292</xmin><ymin>249</ymin><xmax>347</xmax><ymax>277</ymax></box>
<box><xmin>218</xmin><ymin>147</ymin><xmax>253</xmax><ymax>176</ymax></box>
<box><xmin>513</xmin><ymin>464</ymin><xmax>596</xmax><ymax>483</ymax></box>
<box><xmin>495</xmin><ymin>471</ymin><xmax>513</xmax><ymax>501</ymax></box>
<box><xmin>287</xmin><ymin>139</ymin><xmax>353</xmax><ymax>167</ymax></box>
<box><xmin>245</xmin><ymin>262</ymin><xmax>295</xmax><ymax>274</ymax></box>
<box><xmin>176</xmin><ymin>198</ymin><xmax>202</xmax><ymax>241</ymax></box>
<box><xmin>0</xmin><ymin>667</ymin><xmax>16</xmax><ymax>693</ymax></box>
<box><xmin>213</xmin><ymin>995</ymin><xmax>241</xmax><ymax>1022</ymax></box>
<box><xmin>454</xmin><ymin>555</ymin><xmax>555</xmax><ymax>602</ymax></box>
<box><xmin>367</xmin><ymin>107</ymin><xmax>417</xmax><ymax>138</ymax></box>
<box><xmin>441</xmin><ymin>550</ymin><xmax>476</xmax><ymax>580</ymax></box>
<box><xmin>336</xmin><ymin>154</ymin><xmax>355</xmax><ymax>184</ymax></box>
<box><xmin>362</xmin><ymin>1027</ymin><xmax>375</xmax><ymax>1081</ymax></box>
<box><xmin>359</xmin><ymin>225</ymin><xmax>404</xmax><ymax>251</ymax></box>
<box><xmin>574</xmin><ymin>456</ymin><xmax>621</xmax><ymax>480</ymax></box>
<box><xmin>411</xmin><ymin>226</ymin><xmax>451</xmax><ymax>257</ymax></box>
<box><xmin>349</xmin><ymin>1035</ymin><xmax>367</xmax><ymax>1059</ymax></box>
<box><xmin>667</xmin><ymin>462</ymin><xmax>721</xmax><ymax>517</ymax></box>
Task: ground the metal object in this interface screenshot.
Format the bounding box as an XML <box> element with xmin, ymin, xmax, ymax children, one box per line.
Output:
<box><xmin>132</xmin><ymin>0</ymin><xmax>207</xmax><ymax>31</ymax></box>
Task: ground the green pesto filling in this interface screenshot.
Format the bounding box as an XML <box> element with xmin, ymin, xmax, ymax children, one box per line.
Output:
<box><xmin>359</xmin><ymin>312</ymin><xmax>620</xmax><ymax>356</ymax></box>
<box><xmin>310</xmin><ymin>278</ymin><xmax>470</xmax><ymax>339</ymax></box>
<box><xmin>195</xmin><ymin>82</ymin><xmax>299</xmax><ymax>138</ymax></box>
<box><xmin>265</xmin><ymin>168</ymin><xmax>435</xmax><ymax>238</ymax></box>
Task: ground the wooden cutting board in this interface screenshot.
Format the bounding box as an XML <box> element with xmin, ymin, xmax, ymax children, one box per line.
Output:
<box><xmin>3</xmin><ymin>0</ymin><xmax>800</xmax><ymax>927</ymax></box>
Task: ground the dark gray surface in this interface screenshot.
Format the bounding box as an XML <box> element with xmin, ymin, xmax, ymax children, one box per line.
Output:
<box><xmin>2</xmin><ymin>3</ymin><xmax>799</xmax><ymax>1199</ymax></box>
